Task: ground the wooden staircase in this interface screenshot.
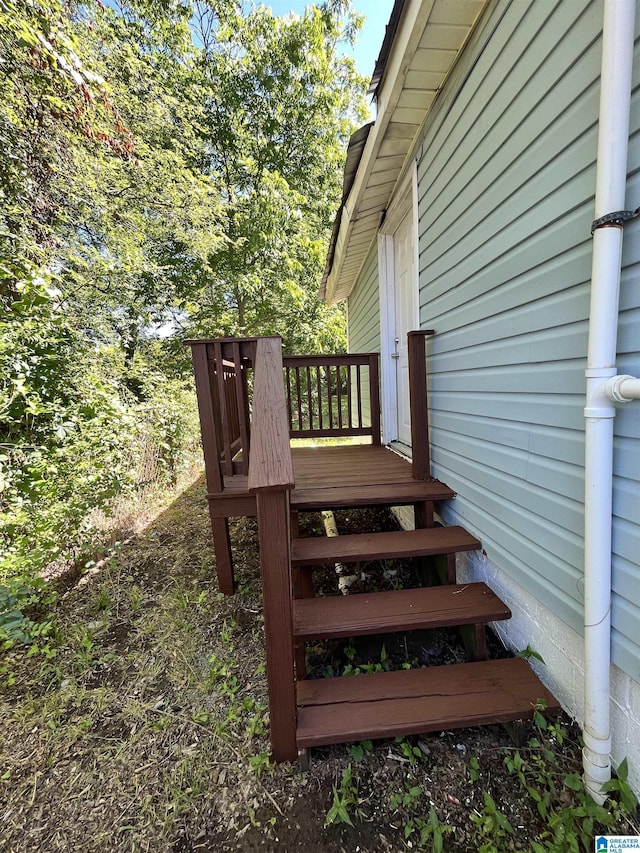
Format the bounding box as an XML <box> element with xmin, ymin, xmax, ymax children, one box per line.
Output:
<box><xmin>288</xmin><ymin>514</ymin><xmax>559</xmax><ymax>758</ymax></box>
<box><xmin>187</xmin><ymin>334</ymin><xmax>561</xmax><ymax>764</ymax></box>
<box><xmin>248</xmin><ymin>338</ymin><xmax>559</xmax><ymax>763</ymax></box>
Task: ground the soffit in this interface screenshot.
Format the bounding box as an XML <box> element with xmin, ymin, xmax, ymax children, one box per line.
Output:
<box><xmin>322</xmin><ymin>0</ymin><xmax>487</xmax><ymax>305</ymax></box>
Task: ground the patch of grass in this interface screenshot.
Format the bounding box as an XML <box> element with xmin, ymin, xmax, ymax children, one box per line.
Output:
<box><xmin>2</xmin><ymin>498</ymin><xmax>639</xmax><ymax>853</ymax></box>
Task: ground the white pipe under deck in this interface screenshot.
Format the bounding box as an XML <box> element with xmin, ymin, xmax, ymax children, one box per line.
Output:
<box><xmin>583</xmin><ymin>0</ymin><xmax>637</xmax><ymax>804</ymax></box>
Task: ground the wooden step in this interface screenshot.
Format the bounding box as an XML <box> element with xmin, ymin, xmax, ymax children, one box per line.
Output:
<box><xmin>296</xmin><ymin>658</ymin><xmax>560</xmax><ymax>749</ymax></box>
<box><xmin>290</xmin><ymin>480</ymin><xmax>455</xmax><ymax>511</ymax></box>
<box><xmin>292</xmin><ymin>582</ymin><xmax>510</xmax><ymax>641</ymax></box>
<box><xmin>291</xmin><ymin>525</ymin><xmax>481</xmax><ymax>567</ymax></box>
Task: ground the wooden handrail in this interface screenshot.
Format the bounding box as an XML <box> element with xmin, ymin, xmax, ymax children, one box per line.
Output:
<box><xmin>282</xmin><ymin>353</ymin><xmax>376</xmax><ymax>367</ymax></box>
<box><xmin>248</xmin><ymin>337</ymin><xmax>294</xmax><ymax>493</ymax></box>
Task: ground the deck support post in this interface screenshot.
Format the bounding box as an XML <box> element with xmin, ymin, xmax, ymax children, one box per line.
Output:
<box><xmin>408</xmin><ymin>331</ymin><xmax>435</xmax><ymax>481</ymax></box>
<box><xmin>256</xmin><ymin>490</ymin><xmax>297</xmax><ymax>763</ymax></box>
<box><xmin>209</xmin><ymin>514</ymin><xmax>235</xmax><ymax>596</ymax></box>
<box><xmin>446</xmin><ymin>553</ymin><xmax>456</xmax><ymax>584</ymax></box>
<box><xmin>414</xmin><ymin>500</ymin><xmax>434</xmax><ymax>530</ymax></box>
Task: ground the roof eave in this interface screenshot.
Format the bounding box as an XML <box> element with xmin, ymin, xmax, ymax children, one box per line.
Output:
<box><xmin>322</xmin><ymin>0</ymin><xmax>489</xmax><ymax>306</ymax></box>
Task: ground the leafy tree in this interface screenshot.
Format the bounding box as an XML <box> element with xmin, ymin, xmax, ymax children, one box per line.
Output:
<box><xmin>188</xmin><ymin>0</ymin><xmax>368</xmax><ymax>351</ymax></box>
<box><xmin>0</xmin><ymin>0</ymin><xmax>135</xmax><ymax>275</ymax></box>
<box><xmin>0</xmin><ymin>264</ymin><xmax>132</xmax><ymax>585</ymax></box>
<box><xmin>0</xmin><ymin>0</ymin><xmax>369</xmax><ymax>615</ymax></box>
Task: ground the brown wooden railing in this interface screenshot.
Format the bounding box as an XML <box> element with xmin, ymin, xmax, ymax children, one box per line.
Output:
<box><xmin>185</xmin><ymin>338</ymin><xmax>256</xmax><ymax>487</ymax></box>
<box><xmin>187</xmin><ymin>340</ymin><xmax>382</xmax><ymax>492</ymax></box>
<box><xmin>187</xmin><ymin>331</ymin><xmax>432</xmax><ymax>604</ymax></box>
<box><xmin>282</xmin><ymin>354</ymin><xmax>381</xmax><ymax>444</ymax></box>
<box><xmin>248</xmin><ymin>337</ymin><xmax>297</xmax><ymax>763</ymax></box>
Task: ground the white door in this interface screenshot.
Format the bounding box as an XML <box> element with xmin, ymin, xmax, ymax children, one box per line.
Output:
<box><xmin>393</xmin><ymin>209</ymin><xmax>416</xmax><ymax>447</ymax></box>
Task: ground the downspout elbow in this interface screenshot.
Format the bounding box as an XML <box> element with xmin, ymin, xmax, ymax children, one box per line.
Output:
<box><xmin>605</xmin><ymin>374</ymin><xmax>640</xmax><ymax>402</ymax></box>
<box><xmin>586</xmin><ymin>372</ymin><xmax>640</xmax><ymax>415</ymax></box>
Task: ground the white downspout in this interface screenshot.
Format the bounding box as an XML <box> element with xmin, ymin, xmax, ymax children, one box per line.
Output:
<box><xmin>583</xmin><ymin>0</ymin><xmax>638</xmax><ymax>804</ymax></box>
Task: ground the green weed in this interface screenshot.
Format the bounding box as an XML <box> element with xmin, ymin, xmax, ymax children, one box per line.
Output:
<box><xmin>349</xmin><ymin>740</ymin><xmax>373</xmax><ymax>762</ymax></box>
<box><xmin>395</xmin><ymin>737</ymin><xmax>424</xmax><ymax>765</ymax></box>
<box><xmin>249</xmin><ymin>751</ymin><xmax>272</xmax><ymax>776</ymax></box>
<box><xmin>405</xmin><ymin>807</ymin><xmax>455</xmax><ymax>852</ymax></box>
<box><xmin>389</xmin><ymin>780</ymin><xmax>422</xmax><ymax>811</ymax></box>
<box><xmin>325</xmin><ymin>764</ymin><xmax>362</xmax><ymax>827</ymax></box>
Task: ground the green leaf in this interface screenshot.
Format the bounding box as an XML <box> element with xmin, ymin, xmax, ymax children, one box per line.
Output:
<box><xmin>564</xmin><ymin>773</ymin><xmax>583</xmax><ymax>792</ymax></box>
<box><xmin>617</xmin><ymin>756</ymin><xmax>629</xmax><ymax>782</ymax></box>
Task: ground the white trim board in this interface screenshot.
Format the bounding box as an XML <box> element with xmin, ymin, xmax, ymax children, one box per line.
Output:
<box><xmin>378</xmin><ymin>163</ymin><xmax>420</xmax><ymax>446</ymax></box>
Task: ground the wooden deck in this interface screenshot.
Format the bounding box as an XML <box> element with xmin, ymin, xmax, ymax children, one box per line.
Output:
<box><xmin>186</xmin><ymin>334</ymin><xmax>561</xmax><ymax>763</ymax></box>
<box><xmin>207</xmin><ymin>444</ymin><xmax>455</xmax><ymax>520</ymax></box>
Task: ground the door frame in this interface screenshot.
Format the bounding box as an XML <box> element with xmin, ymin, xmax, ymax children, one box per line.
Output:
<box><xmin>378</xmin><ymin>163</ymin><xmax>420</xmax><ymax>446</ymax></box>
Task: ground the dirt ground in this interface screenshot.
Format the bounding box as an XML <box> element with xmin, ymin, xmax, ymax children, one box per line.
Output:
<box><xmin>0</xmin><ymin>475</ymin><xmax>637</xmax><ymax>852</ymax></box>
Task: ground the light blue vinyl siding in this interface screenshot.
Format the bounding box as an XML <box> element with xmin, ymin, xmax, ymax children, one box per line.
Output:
<box><xmin>347</xmin><ymin>243</ymin><xmax>380</xmax><ymax>353</ymax></box>
<box><xmin>415</xmin><ymin>0</ymin><xmax>640</xmax><ymax>679</ymax></box>
<box><xmin>346</xmin><ymin>243</ymin><xmax>380</xmax><ymax>426</ymax></box>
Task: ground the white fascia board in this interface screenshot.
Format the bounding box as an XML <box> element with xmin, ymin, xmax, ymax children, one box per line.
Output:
<box><xmin>325</xmin><ymin>0</ymin><xmax>435</xmax><ymax>305</ymax></box>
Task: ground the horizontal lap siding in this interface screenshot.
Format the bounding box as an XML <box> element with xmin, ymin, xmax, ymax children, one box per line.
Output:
<box><xmin>347</xmin><ymin>243</ymin><xmax>380</xmax><ymax>426</ymax></box>
<box><xmin>417</xmin><ymin>0</ymin><xmax>640</xmax><ymax>679</ymax></box>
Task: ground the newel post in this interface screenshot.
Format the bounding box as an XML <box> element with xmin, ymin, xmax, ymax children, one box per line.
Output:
<box><xmin>248</xmin><ymin>337</ymin><xmax>297</xmax><ymax>763</ymax></box>
<box><xmin>408</xmin><ymin>330</ymin><xmax>435</xmax><ymax>481</ymax></box>
<box><xmin>254</xmin><ymin>490</ymin><xmax>297</xmax><ymax>762</ymax></box>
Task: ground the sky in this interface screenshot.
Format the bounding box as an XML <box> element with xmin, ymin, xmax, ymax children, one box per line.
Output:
<box><xmin>264</xmin><ymin>1</ymin><xmax>396</xmax><ymax>81</ymax></box>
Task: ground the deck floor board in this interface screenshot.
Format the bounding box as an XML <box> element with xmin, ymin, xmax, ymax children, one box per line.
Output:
<box><xmin>215</xmin><ymin>444</ymin><xmax>451</xmax><ymax>514</ymax></box>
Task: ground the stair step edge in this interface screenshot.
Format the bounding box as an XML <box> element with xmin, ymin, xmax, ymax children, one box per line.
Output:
<box><xmin>291</xmin><ymin>525</ymin><xmax>481</xmax><ymax>566</ymax></box>
<box><xmin>291</xmin><ymin>481</ymin><xmax>455</xmax><ymax>509</ymax></box>
<box><xmin>296</xmin><ymin>658</ymin><xmax>560</xmax><ymax>749</ymax></box>
<box><xmin>292</xmin><ymin>582</ymin><xmax>511</xmax><ymax>640</ymax></box>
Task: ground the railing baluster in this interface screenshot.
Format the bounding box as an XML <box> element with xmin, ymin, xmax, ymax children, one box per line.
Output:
<box><xmin>241</xmin><ymin>358</ymin><xmax>251</xmax><ymax>446</ymax></box>
<box><xmin>316</xmin><ymin>366</ymin><xmax>323</xmax><ymax>431</ymax></box>
<box><xmin>285</xmin><ymin>366</ymin><xmax>293</xmax><ymax>432</ymax></box>
<box><xmin>346</xmin><ymin>364</ymin><xmax>353</xmax><ymax>429</ymax></box>
<box><xmin>225</xmin><ymin>363</ymin><xmax>239</xmax><ymax>448</ymax></box>
<box><xmin>336</xmin><ymin>365</ymin><xmax>343</xmax><ymax>429</ymax></box>
<box><xmin>306</xmin><ymin>365</ymin><xmax>313</xmax><ymax>431</ymax></box>
<box><xmin>214</xmin><ymin>341</ymin><xmax>233</xmax><ymax>475</ymax></box>
<box><xmin>326</xmin><ymin>364</ymin><xmax>333</xmax><ymax>429</ymax></box>
<box><xmin>232</xmin><ymin>341</ymin><xmax>250</xmax><ymax>474</ymax></box>
<box><xmin>295</xmin><ymin>366</ymin><xmax>303</xmax><ymax>430</ymax></box>
<box><xmin>356</xmin><ymin>365</ymin><xmax>363</xmax><ymax>429</ymax></box>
